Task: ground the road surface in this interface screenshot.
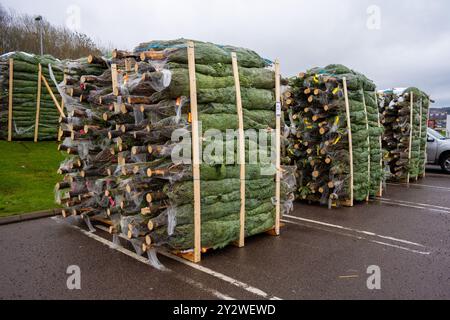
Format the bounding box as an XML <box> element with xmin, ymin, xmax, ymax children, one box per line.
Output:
<box><xmin>1</xmin><ymin>170</ymin><xmax>449</xmax><ymax>299</ymax></box>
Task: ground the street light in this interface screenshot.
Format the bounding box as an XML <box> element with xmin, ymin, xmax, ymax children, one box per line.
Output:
<box><xmin>35</xmin><ymin>15</ymin><xmax>43</xmax><ymax>56</ymax></box>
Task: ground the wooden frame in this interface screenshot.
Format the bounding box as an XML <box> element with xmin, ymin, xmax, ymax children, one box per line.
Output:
<box><xmin>231</xmin><ymin>52</ymin><xmax>246</xmax><ymax>247</ymax></box>
<box><xmin>361</xmin><ymin>88</ymin><xmax>371</xmax><ymax>201</ymax></box>
<box><xmin>342</xmin><ymin>78</ymin><xmax>354</xmax><ymax>206</ymax></box>
<box><xmin>34</xmin><ymin>64</ymin><xmax>43</xmax><ymax>143</ymax></box>
<box><xmin>374</xmin><ymin>90</ymin><xmax>383</xmax><ymax>197</ymax></box>
<box><xmin>111</xmin><ymin>64</ymin><xmax>119</xmax><ymax>96</ymax></box>
<box><xmin>424</xmin><ymin>102</ymin><xmax>431</xmax><ymax>178</ymax></box>
<box><xmin>41</xmin><ymin>74</ymin><xmax>66</xmax><ymax>118</ymax></box>
<box><xmin>187</xmin><ymin>41</ymin><xmax>202</xmax><ymax>263</ymax></box>
<box><xmin>274</xmin><ymin>60</ymin><xmax>281</xmax><ymax>234</ymax></box>
<box><xmin>6</xmin><ymin>59</ymin><xmax>65</xmax><ymax>142</ymax></box>
<box><xmin>417</xmin><ymin>97</ymin><xmax>423</xmax><ymax>181</ymax></box>
<box><xmin>58</xmin><ymin>98</ymin><xmax>65</xmax><ymax>142</ymax></box>
<box><xmin>407</xmin><ymin>92</ymin><xmax>414</xmax><ymax>184</ymax></box>
<box><xmin>172</xmin><ymin>44</ymin><xmax>281</xmax><ymax>262</ymax></box>
<box><xmin>8</xmin><ymin>58</ymin><xmax>14</xmax><ymax>141</ymax></box>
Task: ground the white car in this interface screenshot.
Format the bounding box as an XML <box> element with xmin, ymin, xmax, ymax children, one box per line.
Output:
<box><xmin>427</xmin><ymin>128</ymin><xmax>450</xmax><ymax>173</ymax></box>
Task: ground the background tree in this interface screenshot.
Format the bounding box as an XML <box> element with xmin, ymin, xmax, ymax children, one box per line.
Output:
<box><xmin>0</xmin><ymin>4</ymin><xmax>109</xmax><ymax>59</ymax></box>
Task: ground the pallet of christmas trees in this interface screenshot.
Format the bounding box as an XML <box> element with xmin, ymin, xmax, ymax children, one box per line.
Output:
<box><xmin>283</xmin><ymin>64</ymin><xmax>384</xmax><ymax>207</ymax></box>
<box><xmin>55</xmin><ymin>39</ymin><xmax>295</xmax><ymax>262</ymax></box>
<box><xmin>378</xmin><ymin>88</ymin><xmax>430</xmax><ymax>182</ymax></box>
<box><xmin>0</xmin><ymin>52</ymin><xmax>65</xmax><ymax>140</ymax></box>
<box><xmin>0</xmin><ymin>52</ymin><xmax>108</xmax><ymax>141</ymax></box>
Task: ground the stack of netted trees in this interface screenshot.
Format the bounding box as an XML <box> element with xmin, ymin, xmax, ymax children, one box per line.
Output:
<box><xmin>0</xmin><ymin>52</ymin><xmax>64</xmax><ymax>140</ymax></box>
<box><xmin>0</xmin><ymin>52</ymin><xmax>108</xmax><ymax>141</ymax></box>
<box><xmin>61</xmin><ymin>55</ymin><xmax>109</xmax><ymax>104</ymax></box>
<box><xmin>56</xmin><ymin>39</ymin><xmax>295</xmax><ymax>262</ymax></box>
<box><xmin>283</xmin><ymin>65</ymin><xmax>384</xmax><ymax>207</ymax></box>
<box><xmin>378</xmin><ymin>88</ymin><xmax>430</xmax><ymax>182</ymax></box>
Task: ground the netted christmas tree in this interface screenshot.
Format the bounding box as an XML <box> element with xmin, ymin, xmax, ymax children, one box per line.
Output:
<box><xmin>378</xmin><ymin>87</ymin><xmax>430</xmax><ymax>181</ymax></box>
<box><xmin>55</xmin><ymin>39</ymin><xmax>296</xmax><ymax>255</ymax></box>
<box><xmin>283</xmin><ymin>64</ymin><xmax>384</xmax><ymax>207</ymax></box>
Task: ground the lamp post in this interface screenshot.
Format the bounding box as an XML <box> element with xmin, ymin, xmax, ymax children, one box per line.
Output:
<box><xmin>35</xmin><ymin>15</ymin><xmax>43</xmax><ymax>56</ymax></box>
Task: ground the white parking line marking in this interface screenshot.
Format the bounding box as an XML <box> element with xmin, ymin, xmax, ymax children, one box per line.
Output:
<box><xmin>379</xmin><ymin>198</ymin><xmax>450</xmax><ymax>211</ymax></box>
<box><xmin>423</xmin><ymin>173</ymin><xmax>450</xmax><ymax>178</ymax></box>
<box><xmin>53</xmin><ymin>217</ymin><xmax>281</xmax><ymax>300</ymax></box>
<box><xmin>378</xmin><ymin>200</ymin><xmax>450</xmax><ymax>215</ymax></box>
<box><xmin>281</xmin><ymin>219</ymin><xmax>431</xmax><ymax>255</ymax></box>
<box><xmin>51</xmin><ymin>217</ymin><xmax>235</xmax><ymax>300</ymax></box>
<box><xmin>157</xmin><ymin>248</ymin><xmax>282</xmax><ymax>301</ymax></box>
<box><xmin>387</xmin><ymin>183</ymin><xmax>450</xmax><ymax>191</ymax></box>
<box><xmin>283</xmin><ymin>214</ymin><xmax>426</xmax><ymax>248</ymax></box>
<box><xmin>369</xmin><ymin>240</ymin><xmax>431</xmax><ymax>255</ymax></box>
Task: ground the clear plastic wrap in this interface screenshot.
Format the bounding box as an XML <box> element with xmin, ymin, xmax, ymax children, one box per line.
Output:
<box><xmin>56</xmin><ymin>40</ymin><xmax>286</xmax><ymax>258</ymax></box>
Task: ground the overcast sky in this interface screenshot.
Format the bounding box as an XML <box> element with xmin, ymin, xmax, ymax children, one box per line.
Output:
<box><xmin>2</xmin><ymin>0</ymin><xmax>449</xmax><ymax>107</ymax></box>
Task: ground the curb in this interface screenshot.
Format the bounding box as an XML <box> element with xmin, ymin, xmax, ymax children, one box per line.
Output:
<box><xmin>0</xmin><ymin>209</ymin><xmax>62</xmax><ymax>226</ymax></box>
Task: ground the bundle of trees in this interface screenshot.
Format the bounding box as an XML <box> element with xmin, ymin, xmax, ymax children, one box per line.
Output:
<box><xmin>378</xmin><ymin>88</ymin><xmax>430</xmax><ymax>181</ymax></box>
<box><xmin>0</xmin><ymin>52</ymin><xmax>64</xmax><ymax>140</ymax></box>
<box><xmin>56</xmin><ymin>39</ymin><xmax>295</xmax><ymax>258</ymax></box>
<box><xmin>283</xmin><ymin>65</ymin><xmax>384</xmax><ymax>207</ymax></box>
<box><xmin>0</xmin><ymin>52</ymin><xmax>108</xmax><ymax>141</ymax></box>
<box><xmin>60</xmin><ymin>55</ymin><xmax>109</xmax><ymax>106</ymax></box>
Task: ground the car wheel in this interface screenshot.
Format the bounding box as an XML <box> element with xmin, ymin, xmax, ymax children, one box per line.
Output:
<box><xmin>440</xmin><ymin>153</ymin><xmax>450</xmax><ymax>174</ymax></box>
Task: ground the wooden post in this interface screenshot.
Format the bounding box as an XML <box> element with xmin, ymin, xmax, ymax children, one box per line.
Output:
<box><xmin>361</xmin><ymin>88</ymin><xmax>371</xmax><ymax>201</ymax></box>
<box><xmin>417</xmin><ymin>97</ymin><xmax>423</xmax><ymax>180</ymax></box>
<box><xmin>424</xmin><ymin>102</ymin><xmax>430</xmax><ymax>178</ymax></box>
<box><xmin>7</xmin><ymin>58</ymin><xmax>14</xmax><ymax>141</ymax></box>
<box><xmin>111</xmin><ymin>64</ymin><xmax>119</xmax><ymax>96</ymax></box>
<box><xmin>231</xmin><ymin>52</ymin><xmax>246</xmax><ymax>247</ymax></box>
<box><xmin>58</xmin><ymin>98</ymin><xmax>65</xmax><ymax>142</ymax></box>
<box><xmin>41</xmin><ymin>74</ymin><xmax>66</xmax><ymax>118</ymax></box>
<box><xmin>343</xmin><ymin>78</ymin><xmax>354</xmax><ymax>206</ymax></box>
<box><xmin>374</xmin><ymin>91</ymin><xmax>383</xmax><ymax>197</ymax></box>
<box><xmin>274</xmin><ymin>59</ymin><xmax>281</xmax><ymax>234</ymax></box>
<box><xmin>34</xmin><ymin>64</ymin><xmax>43</xmax><ymax>143</ymax></box>
<box><xmin>187</xmin><ymin>41</ymin><xmax>202</xmax><ymax>263</ymax></box>
<box><xmin>407</xmin><ymin>92</ymin><xmax>414</xmax><ymax>184</ymax></box>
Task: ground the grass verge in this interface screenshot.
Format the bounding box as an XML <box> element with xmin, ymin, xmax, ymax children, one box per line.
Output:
<box><xmin>0</xmin><ymin>141</ymin><xmax>65</xmax><ymax>217</ymax></box>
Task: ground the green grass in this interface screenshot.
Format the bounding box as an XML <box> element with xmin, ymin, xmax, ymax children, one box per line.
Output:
<box><xmin>0</xmin><ymin>141</ymin><xmax>66</xmax><ymax>217</ymax></box>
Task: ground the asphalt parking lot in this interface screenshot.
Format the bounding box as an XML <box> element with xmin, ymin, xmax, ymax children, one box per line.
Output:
<box><xmin>1</xmin><ymin>169</ymin><xmax>449</xmax><ymax>300</ymax></box>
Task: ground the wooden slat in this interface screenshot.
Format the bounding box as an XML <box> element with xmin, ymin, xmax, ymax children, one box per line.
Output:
<box><xmin>231</xmin><ymin>52</ymin><xmax>246</xmax><ymax>247</ymax></box>
<box><xmin>424</xmin><ymin>102</ymin><xmax>431</xmax><ymax>178</ymax></box>
<box><xmin>407</xmin><ymin>92</ymin><xmax>414</xmax><ymax>184</ymax></box>
<box><xmin>8</xmin><ymin>58</ymin><xmax>13</xmax><ymax>141</ymax></box>
<box><xmin>374</xmin><ymin>90</ymin><xmax>383</xmax><ymax>197</ymax></box>
<box><xmin>187</xmin><ymin>41</ymin><xmax>202</xmax><ymax>263</ymax></box>
<box><xmin>343</xmin><ymin>78</ymin><xmax>354</xmax><ymax>206</ymax></box>
<box><xmin>361</xmin><ymin>88</ymin><xmax>371</xmax><ymax>201</ymax></box>
<box><xmin>58</xmin><ymin>98</ymin><xmax>65</xmax><ymax>142</ymax></box>
<box><xmin>111</xmin><ymin>64</ymin><xmax>119</xmax><ymax>96</ymax></box>
<box><xmin>275</xmin><ymin>60</ymin><xmax>281</xmax><ymax>234</ymax></box>
<box><xmin>417</xmin><ymin>97</ymin><xmax>423</xmax><ymax>181</ymax></box>
<box><xmin>41</xmin><ymin>74</ymin><xmax>66</xmax><ymax>118</ymax></box>
<box><xmin>34</xmin><ymin>64</ymin><xmax>43</xmax><ymax>143</ymax></box>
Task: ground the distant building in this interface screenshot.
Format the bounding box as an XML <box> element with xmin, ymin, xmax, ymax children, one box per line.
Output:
<box><xmin>429</xmin><ymin>108</ymin><xmax>450</xmax><ymax>137</ymax></box>
<box><xmin>447</xmin><ymin>115</ymin><xmax>450</xmax><ymax>137</ymax></box>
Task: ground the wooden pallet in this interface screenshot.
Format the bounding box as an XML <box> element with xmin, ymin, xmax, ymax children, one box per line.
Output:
<box><xmin>72</xmin><ymin>212</ymin><xmax>284</xmax><ymax>264</ymax></box>
<box><xmin>301</xmin><ymin>198</ymin><xmax>354</xmax><ymax>208</ymax></box>
<box><xmin>172</xmin><ymin>224</ymin><xmax>284</xmax><ymax>263</ymax></box>
<box><xmin>301</xmin><ymin>196</ymin><xmax>381</xmax><ymax>208</ymax></box>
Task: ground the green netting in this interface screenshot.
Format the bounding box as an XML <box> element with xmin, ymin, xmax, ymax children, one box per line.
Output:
<box><xmin>284</xmin><ymin>64</ymin><xmax>384</xmax><ymax>205</ymax></box>
<box><xmin>56</xmin><ymin>40</ymin><xmax>296</xmax><ymax>254</ymax></box>
<box><xmin>378</xmin><ymin>87</ymin><xmax>430</xmax><ymax>180</ymax></box>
